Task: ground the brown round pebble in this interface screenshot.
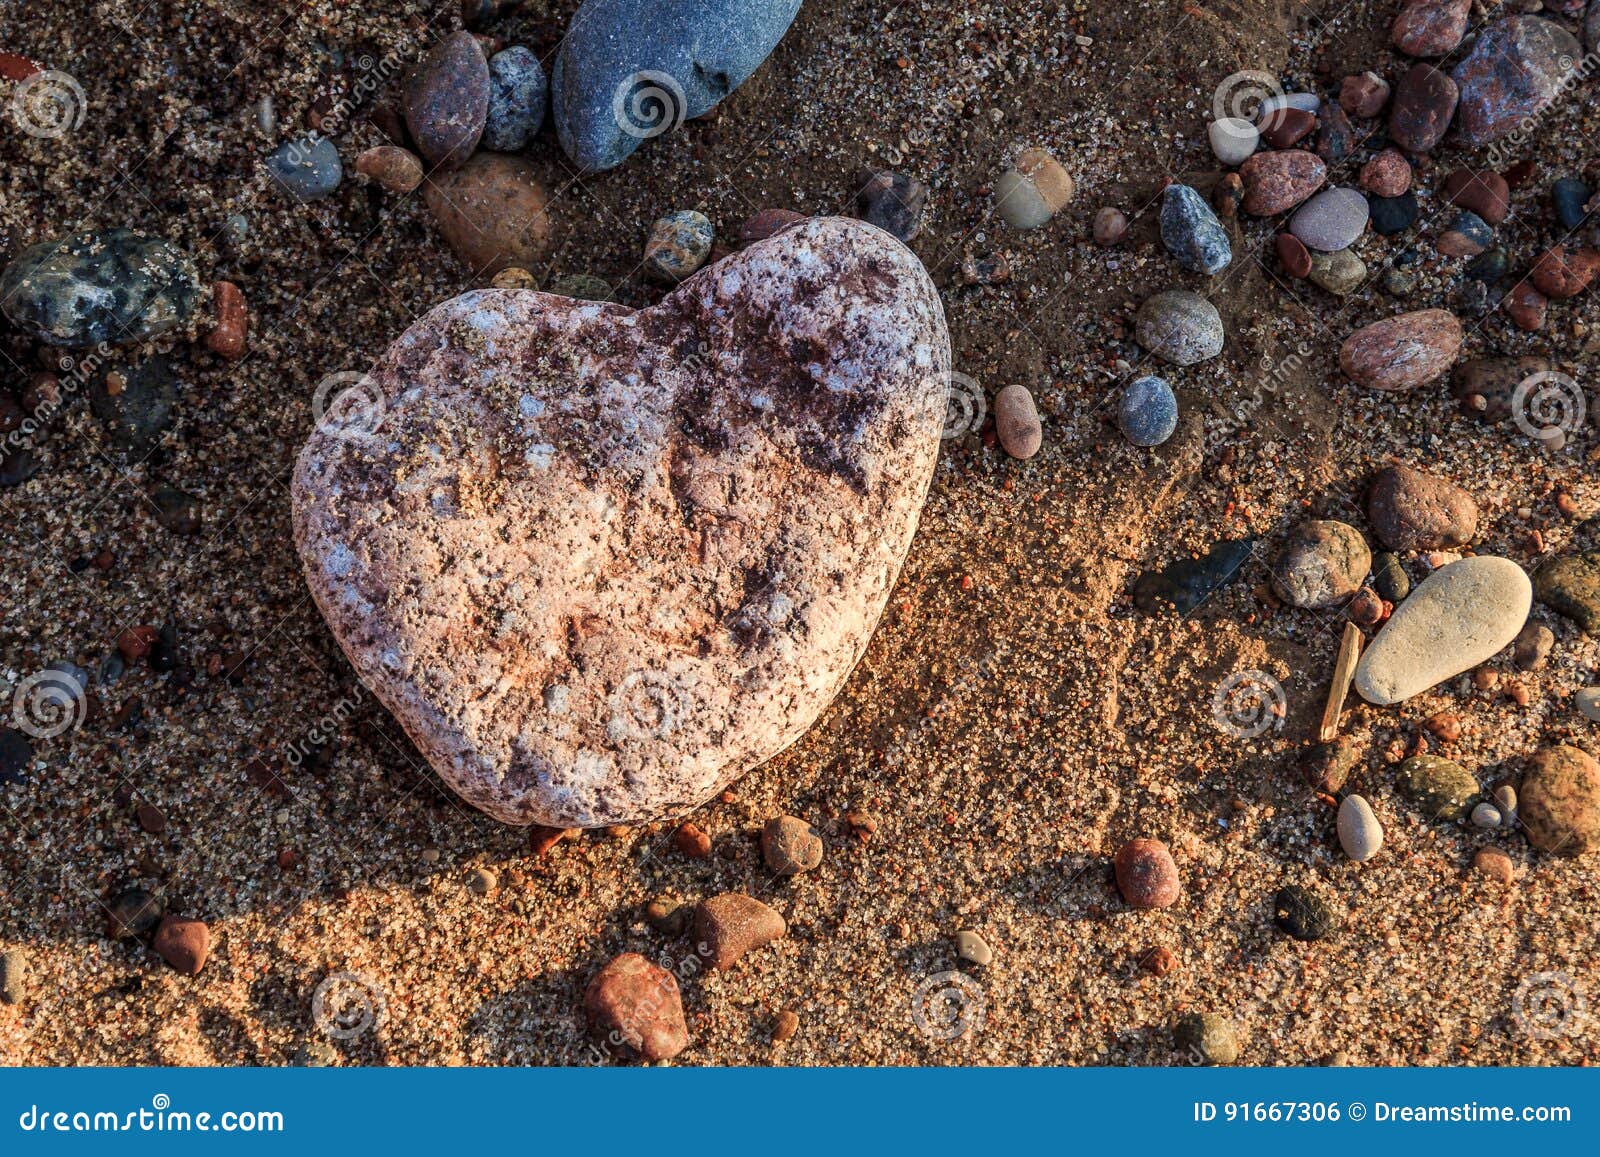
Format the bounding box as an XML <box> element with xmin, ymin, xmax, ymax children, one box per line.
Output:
<box><xmin>773</xmin><ymin>1009</ymin><xmax>800</xmax><ymax>1042</ymax></box>
<box><xmin>1093</xmin><ymin>206</ymin><xmax>1128</xmax><ymax>247</ymax></box>
<box><xmin>1138</xmin><ymin>945</ymin><xmax>1177</xmax><ymax>976</ymax></box>
<box><xmin>117</xmin><ymin>626</ymin><xmax>158</xmax><ymax>663</ymax></box>
<box><xmin>1513</xmin><ymin>623</ymin><xmax>1554</xmax><ymax>670</ymax></box>
<box><xmin>1366</xmin><ymin>464</ymin><xmax>1478</xmax><ymax>551</ymax></box>
<box><xmin>994</xmin><ymin>384</ymin><xmax>1042</xmax><ymax>460</ymax></box>
<box><xmin>1473</xmin><ymin>847</ymin><xmax>1515</xmax><ymax>884</ymax></box>
<box><xmin>1506</xmin><ymin>281</ymin><xmax>1548</xmax><ymax>331</ymax></box>
<box><xmin>583</xmin><ymin>953</ymin><xmax>689</xmax><ymax>1061</ymax></box>
<box><xmin>1520</xmin><ymin>745</ymin><xmax>1600</xmax><ymax>856</ymax></box>
<box><xmin>761</xmin><ymin>815</ymin><xmax>823</xmax><ymax>875</ymax></box>
<box><xmin>1388</xmin><ymin>63</ymin><xmax>1458</xmax><ymax>153</ymax></box>
<box><xmin>1258</xmin><ymin>107</ymin><xmax>1316</xmax><ymax>149</ymax></box>
<box><xmin>355</xmin><ymin>145</ymin><xmax>425</xmax><ymax>194</ymax></box>
<box><xmin>1348</xmin><ymin>587</ymin><xmax>1384</xmax><ymax>627</ymax></box>
<box><xmin>134</xmin><ymin>803</ymin><xmax>166</xmax><ymax>834</ymax></box>
<box><xmin>404</xmin><ymin>30</ymin><xmax>489</xmax><ymax>171</ymax></box>
<box><xmin>1340</xmin><ymin>72</ymin><xmax>1390</xmax><ymax>118</ymax></box>
<box><xmin>204</xmin><ymin>280</ymin><xmax>247</xmax><ymax>361</ymax></box>
<box><xmin>674</xmin><ymin>822</ymin><xmax>712</xmax><ymax>859</ymax></box>
<box><xmin>1529</xmin><ymin>245</ymin><xmax>1600</xmax><ymax>299</ymax></box>
<box><xmin>422</xmin><ymin>153</ymin><xmax>552</xmax><ymax>276</ymax></box>
<box><xmin>1442</xmin><ymin>169</ymin><xmax>1511</xmax><ymax>225</ymax></box>
<box><xmin>489</xmin><ymin>267</ymin><xmax>536</xmax><ymax>290</ymax></box>
<box><xmin>1114</xmin><ymin>837</ymin><xmax>1181</xmax><ymax>909</ymax></box>
<box><xmin>1275</xmin><ymin>232</ymin><xmax>1312</xmax><ymax>278</ymax></box>
<box><xmin>1424</xmin><ymin>712</ymin><xmax>1462</xmax><ymax>742</ymax></box>
<box><xmin>692</xmin><ymin>893</ymin><xmax>787</xmax><ymax>969</ymax></box>
<box><xmin>152</xmin><ymin>915</ymin><xmax>210</xmax><ymax>976</ymax></box>
<box><xmin>1359</xmin><ymin>149</ymin><xmax>1412</xmax><ymax>197</ymax></box>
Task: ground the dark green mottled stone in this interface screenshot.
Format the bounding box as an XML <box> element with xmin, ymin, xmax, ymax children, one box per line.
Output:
<box><xmin>1274</xmin><ymin>884</ymin><xmax>1340</xmax><ymax>941</ymax></box>
<box><xmin>0</xmin><ymin>228</ymin><xmax>199</xmax><ymax>347</ymax></box>
<box><xmin>1134</xmin><ymin>538</ymin><xmax>1255</xmax><ymax>616</ymax></box>
<box><xmin>1397</xmin><ymin>754</ymin><xmax>1479</xmax><ymax>822</ymax></box>
<box><xmin>1534</xmin><ymin>551</ymin><xmax>1600</xmax><ymax>634</ymax></box>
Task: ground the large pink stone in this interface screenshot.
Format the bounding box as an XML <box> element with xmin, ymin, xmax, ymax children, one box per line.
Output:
<box><xmin>292</xmin><ymin>217</ymin><xmax>949</xmax><ymax>827</ymax></box>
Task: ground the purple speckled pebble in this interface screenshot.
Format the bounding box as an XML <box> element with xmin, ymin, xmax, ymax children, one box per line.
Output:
<box><xmin>1289</xmin><ymin>187</ymin><xmax>1369</xmax><ymax>252</ymax></box>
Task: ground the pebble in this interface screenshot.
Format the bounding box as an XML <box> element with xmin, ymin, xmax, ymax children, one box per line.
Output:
<box><xmin>1452</xmin><ymin>16</ymin><xmax>1582</xmax><ymax>146</ymax></box>
<box><xmin>490</xmin><ymin>267</ymin><xmax>537</xmax><ymax>289</ymax></box>
<box><xmin>355</xmin><ymin>145</ymin><xmax>424</xmax><ymax>194</ymax></box>
<box><xmin>1340</xmin><ymin>72</ymin><xmax>1390</xmax><ymax>118</ymax></box>
<box><xmin>423</xmin><ymin>153</ymin><xmax>552</xmax><ymax>275</ymax></box>
<box><xmin>0</xmin><ymin>949</ymin><xmax>26</xmax><ymax>1004</ymax></box>
<box><xmin>954</xmin><ymin>930</ymin><xmax>993</xmax><ymax>966</ymax></box>
<box><xmin>1355</xmin><ymin>557</ymin><xmax>1531</xmax><ymax>706</ymax></box>
<box><xmin>994</xmin><ymin>384</ymin><xmax>1043</xmax><ymax>459</ymax></box>
<box><xmin>484</xmin><ymin>47</ymin><xmax>546</xmax><ymax>152</ymax></box>
<box><xmin>772</xmin><ymin>1010</ymin><xmax>800</xmax><ymax>1043</ymax></box>
<box><xmin>1212</xmin><ymin>173</ymin><xmax>1244</xmax><ymax>218</ymax></box>
<box><xmin>1174</xmin><ymin>1012</ymin><xmax>1239</xmax><ymax>1065</ymax></box>
<box><xmin>0</xmin><ymin>229</ymin><xmax>200</xmax><ymax>348</ymax></box>
<box><xmin>761</xmin><ymin>815</ymin><xmax>823</xmax><ymax>875</ymax></box>
<box><xmin>1465</xmin><ymin>247</ymin><xmax>1509</xmax><ymax>283</ymax></box>
<box><xmin>995</xmin><ymin>148</ymin><xmax>1074</xmax><ymax>229</ymax></box>
<box><xmin>739</xmin><ymin>208</ymin><xmax>806</xmax><ymax>245</ymax></box>
<box><xmin>90</xmin><ymin>358</ymin><xmax>176</xmax><ymax>460</ymax></box>
<box><xmin>583</xmin><ymin>953</ymin><xmax>689</xmax><ymax>1061</ymax></box>
<box><xmin>1339</xmin><ymin>309</ymin><xmax>1462</xmax><ymax>392</ymax></box>
<box><xmin>1208</xmin><ymin>118</ymin><xmax>1258</xmax><ymax>166</ymax></box>
<box><xmin>1134</xmin><ymin>290</ymin><xmax>1224</xmax><ymax>366</ymax></box>
<box><xmin>1093</xmin><ymin>207</ymin><xmax>1128</xmax><ymax>247</ymax></box>
<box><xmin>1117</xmin><ymin>375</ymin><xmax>1178</xmax><ymax>447</ymax></box>
<box><xmin>135</xmin><ymin>803</ymin><xmax>166</xmax><ymax>834</ymax></box>
<box><xmin>1552</xmin><ymin>178</ymin><xmax>1594</xmax><ymax>229</ymax></box>
<box><xmin>552</xmin><ymin>0</ymin><xmax>801</xmax><ymax>171</ymax></box>
<box><xmin>1259</xmin><ymin>92</ymin><xmax>1319</xmax><ymax>116</ymax></box>
<box><xmin>152</xmin><ymin>915</ymin><xmax>210</xmax><ymax>975</ymax></box>
<box><xmin>1577</xmin><ymin>687</ymin><xmax>1600</xmax><ymax>722</ymax></box>
<box><xmin>1437</xmin><ymin>210</ymin><xmax>1492</xmax><ymax>258</ymax></box>
<box><xmin>1239</xmin><ymin>150</ymin><xmax>1327</xmax><ymax>215</ymax></box>
<box><xmin>1520</xmin><ymin>745</ymin><xmax>1600</xmax><ymax>855</ymax></box>
<box><xmin>643</xmin><ymin>210</ymin><xmax>715</xmax><ymax>282</ymax></box>
<box><xmin>205</xmin><ymin>280</ymin><xmax>248</xmax><ymax>361</ymax></box>
<box><xmin>105</xmin><ymin>888</ymin><xmax>165</xmax><ymax>939</ymax></box>
<box><xmin>1505</xmin><ymin>281</ymin><xmax>1548</xmax><ymax>331</ymax></box>
<box><xmin>958</xmin><ymin>254</ymin><xmax>1010</xmax><ymax>285</ymax></box>
<box><xmin>1442</xmin><ymin>169</ymin><xmax>1511</xmax><ymax>224</ymax></box>
<box><xmin>1349</xmin><ymin>587</ymin><xmax>1385</xmax><ymax>627</ymax></box>
<box><xmin>855</xmin><ymin>169</ymin><xmax>928</xmax><ymax>243</ymax></box>
<box><xmin>465</xmin><ymin>867</ymin><xmax>498</xmax><ymax>895</ymax></box>
<box><xmin>1368</xmin><ymin>193</ymin><xmax>1419</xmax><ymax>235</ymax></box>
<box><xmin>674</xmin><ymin>821</ymin><xmax>712</xmax><ymax>858</ymax></box>
<box><xmin>1529</xmin><ymin>245</ymin><xmax>1600</xmax><ymax>299</ymax></box>
<box><xmin>1336</xmin><ymin>794</ymin><xmax>1383</xmax><ymax>861</ymax></box>
<box><xmin>1395</xmin><ymin>756</ymin><xmax>1478</xmax><ymax>822</ymax></box>
<box><xmin>1139</xmin><ymin>945</ymin><xmax>1178</xmax><ymax>976</ymax></box>
<box><xmin>1495</xmin><ymin>784</ymin><xmax>1519</xmax><ymax>822</ymax></box>
<box><xmin>1369</xmin><ymin>460</ymin><xmax>1478</xmax><ymax>553</ymax></box>
<box><xmin>1513</xmin><ymin>622</ymin><xmax>1556</xmax><ymax>669</ymax></box>
<box><xmin>1314</xmin><ymin>102</ymin><xmax>1355</xmax><ymax>163</ymax></box>
<box><xmin>265</xmin><ymin>135</ymin><xmax>343</xmax><ymax>201</ymax></box>
<box><xmin>405</xmin><ymin>30</ymin><xmax>489</xmax><ymax>169</ymax></box>
<box><xmin>1160</xmin><ymin>184</ymin><xmax>1231</xmax><ymax>274</ymax></box>
<box><xmin>1373</xmin><ymin>552</ymin><xmax>1410</xmax><ymax>602</ymax></box>
<box><xmin>1388</xmin><ymin>63</ymin><xmax>1458</xmax><ymax>153</ymax></box>
<box><xmin>153</xmin><ymin>487</ymin><xmax>202</xmax><ymax>535</ymax></box>
<box><xmin>1303</xmin><ymin>739</ymin><xmax>1363</xmax><ymax>794</ymax></box>
<box><xmin>1133</xmin><ymin>538</ymin><xmax>1254</xmax><ymax>616</ymax></box>
<box><xmin>1474</xmin><ymin>847</ymin><xmax>1515</xmax><ymax>883</ymax></box>
<box><xmin>1359</xmin><ymin>149</ymin><xmax>1412</xmax><ymax>197</ymax></box>
<box><xmin>0</xmin><ymin>729</ymin><xmax>33</xmax><ymax>784</ymax></box>
<box><xmin>645</xmin><ymin>896</ymin><xmax>688</xmax><ymax>936</ymax></box>
<box><xmin>1274</xmin><ymin>884</ymin><xmax>1339</xmax><ymax>940</ymax></box>
<box><xmin>1308</xmin><ymin>249</ymin><xmax>1366</xmax><ymax>295</ymax></box>
<box><xmin>1471</xmin><ymin>801</ymin><xmax>1503</xmax><ymax>829</ymax></box>
<box><xmin>1391</xmin><ymin>0</ymin><xmax>1471</xmax><ymax>56</ymax></box>
<box><xmin>1275</xmin><ymin>232</ymin><xmax>1312</xmax><ymax>278</ymax></box>
<box><xmin>693</xmin><ymin>893</ymin><xmax>786</xmax><ymax>969</ymax></box>
<box><xmin>1258</xmin><ymin>107</ymin><xmax>1316</xmax><ymax>149</ymax></box>
<box><xmin>1271</xmin><ymin>520</ymin><xmax>1370</xmax><ymax>609</ymax></box>
<box><xmin>1534</xmin><ymin>551</ymin><xmax>1600</xmax><ymax>633</ymax></box>
<box><xmin>1113</xmin><ymin>837</ymin><xmax>1181</xmax><ymax>909</ymax></box>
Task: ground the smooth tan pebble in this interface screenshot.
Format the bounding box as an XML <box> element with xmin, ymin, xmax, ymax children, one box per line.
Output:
<box><xmin>994</xmin><ymin>384</ymin><xmax>1042</xmax><ymax>459</ymax></box>
<box><xmin>1336</xmin><ymin>793</ymin><xmax>1383</xmax><ymax>861</ymax></box>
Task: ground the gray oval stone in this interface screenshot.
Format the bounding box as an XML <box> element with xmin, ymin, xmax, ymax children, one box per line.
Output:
<box><xmin>1117</xmin><ymin>375</ymin><xmax>1178</xmax><ymax>447</ymax></box>
<box><xmin>484</xmin><ymin>46</ymin><xmax>548</xmax><ymax>152</ymax></box>
<box><xmin>266</xmin><ymin>135</ymin><xmax>343</xmax><ymax>202</ymax></box>
<box><xmin>1337</xmin><ymin>794</ymin><xmax>1383</xmax><ymax>861</ymax></box>
<box><xmin>1290</xmin><ymin>187</ymin><xmax>1370</xmax><ymax>251</ymax></box>
<box><xmin>1134</xmin><ymin>290</ymin><xmax>1224</xmax><ymax>366</ymax></box>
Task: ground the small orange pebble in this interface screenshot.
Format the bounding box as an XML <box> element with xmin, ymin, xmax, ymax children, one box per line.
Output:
<box><xmin>1506</xmin><ymin>681</ymin><xmax>1531</xmax><ymax>706</ymax></box>
<box><xmin>1474</xmin><ymin>668</ymin><xmax>1499</xmax><ymax>690</ymax></box>
<box><xmin>1424</xmin><ymin>712</ymin><xmax>1462</xmax><ymax>742</ymax></box>
<box><xmin>204</xmin><ymin>280</ymin><xmax>248</xmax><ymax>360</ymax></box>
<box><xmin>0</xmin><ymin>52</ymin><xmax>41</xmax><ymax>81</ymax></box>
<box><xmin>674</xmin><ymin>822</ymin><xmax>712</xmax><ymax>858</ymax></box>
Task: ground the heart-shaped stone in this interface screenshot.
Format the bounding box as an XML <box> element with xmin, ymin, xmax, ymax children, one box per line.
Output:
<box><xmin>292</xmin><ymin>217</ymin><xmax>948</xmax><ymax>827</ymax></box>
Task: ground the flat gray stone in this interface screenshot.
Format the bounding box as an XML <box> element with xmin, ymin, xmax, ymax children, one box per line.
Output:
<box><xmin>1290</xmin><ymin>187</ymin><xmax>1369</xmax><ymax>252</ymax></box>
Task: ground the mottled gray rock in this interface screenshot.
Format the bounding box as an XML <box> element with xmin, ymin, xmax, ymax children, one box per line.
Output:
<box><xmin>292</xmin><ymin>217</ymin><xmax>948</xmax><ymax>827</ymax></box>
<box><xmin>1160</xmin><ymin>184</ymin><xmax>1232</xmax><ymax>274</ymax></box>
<box><xmin>1271</xmin><ymin>520</ymin><xmax>1370</xmax><ymax>609</ymax></box>
<box><xmin>1289</xmin><ymin>187</ymin><xmax>1369</xmax><ymax>252</ymax></box>
<box><xmin>484</xmin><ymin>47</ymin><xmax>548</xmax><ymax>152</ymax></box>
<box><xmin>1134</xmin><ymin>290</ymin><xmax>1224</xmax><ymax>366</ymax></box>
<box><xmin>0</xmin><ymin>229</ymin><xmax>200</xmax><ymax>347</ymax></box>
<box><xmin>266</xmin><ymin>135</ymin><xmax>343</xmax><ymax>201</ymax></box>
<box><xmin>1118</xmin><ymin>375</ymin><xmax>1178</xmax><ymax>447</ymax></box>
<box><xmin>553</xmin><ymin>0</ymin><xmax>802</xmax><ymax>171</ymax></box>
<box><xmin>1452</xmin><ymin>17</ymin><xmax>1583</xmax><ymax>147</ymax></box>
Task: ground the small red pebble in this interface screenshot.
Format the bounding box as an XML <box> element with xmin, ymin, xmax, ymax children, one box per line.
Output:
<box><xmin>959</xmin><ymin>574</ymin><xmax>974</xmax><ymax>591</ymax></box>
<box><xmin>1137</xmin><ymin>945</ymin><xmax>1177</xmax><ymax>976</ymax></box>
<box><xmin>1113</xmin><ymin>837</ymin><xmax>1181</xmax><ymax>909</ymax></box>
<box><xmin>1504</xmin><ymin>281</ymin><xmax>1548</xmax><ymax>332</ymax></box>
<box><xmin>116</xmin><ymin>625</ymin><xmax>158</xmax><ymax>663</ymax></box>
<box><xmin>0</xmin><ymin>52</ymin><xmax>41</xmax><ymax>81</ymax></box>
<box><xmin>674</xmin><ymin>822</ymin><xmax>712</xmax><ymax>858</ymax></box>
<box><xmin>528</xmin><ymin>825</ymin><xmax>575</xmax><ymax>856</ymax></box>
<box><xmin>152</xmin><ymin>915</ymin><xmax>210</xmax><ymax>976</ymax></box>
<box><xmin>204</xmin><ymin>280</ymin><xmax>248</xmax><ymax>360</ymax></box>
<box><xmin>1347</xmin><ymin>587</ymin><xmax>1383</xmax><ymax>627</ymax></box>
<box><xmin>1275</xmin><ymin>232</ymin><xmax>1312</xmax><ymax>278</ymax></box>
<box><xmin>1424</xmin><ymin>712</ymin><xmax>1462</xmax><ymax>742</ymax></box>
<box><xmin>276</xmin><ymin>848</ymin><xmax>301</xmax><ymax>871</ymax></box>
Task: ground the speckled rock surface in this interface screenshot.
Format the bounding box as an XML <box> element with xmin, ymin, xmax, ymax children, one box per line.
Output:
<box><xmin>291</xmin><ymin>217</ymin><xmax>949</xmax><ymax>827</ymax></box>
<box><xmin>1520</xmin><ymin>745</ymin><xmax>1600</xmax><ymax>856</ymax></box>
<box><xmin>553</xmin><ymin>0</ymin><xmax>803</xmax><ymax>172</ymax></box>
<box><xmin>1339</xmin><ymin>309</ymin><xmax>1462</xmax><ymax>391</ymax></box>
<box><xmin>1451</xmin><ymin>17</ymin><xmax>1583</xmax><ymax>147</ymax></box>
<box><xmin>1354</xmin><ymin>556</ymin><xmax>1531</xmax><ymax>706</ymax></box>
<box><xmin>1535</xmin><ymin>550</ymin><xmax>1600</xmax><ymax>634</ymax></box>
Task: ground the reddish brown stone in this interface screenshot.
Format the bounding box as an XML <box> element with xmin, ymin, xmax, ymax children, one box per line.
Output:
<box><xmin>0</xmin><ymin>52</ymin><xmax>42</xmax><ymax>81</ymax></box>
<box><xmin>1239</xmin><ymin>150</ymin><xmax>1327</xmax><ymax>215</ymax></box>
<box><xmin>134</xmin><ymin>803</ymin><xmax>166</xmax><ymax>834</ymax></box>
<box><xmin>528</xmin><ymin>825</ymin><xmax>576</xmax><ymax>856</ymax></box>
<box><xmin>583</xmin><ymin>953</ymin><xmax>689</xmax><ymax>1061</ymax></box>
<box><xmin>1529</xmin><ymin>245</ymin><xmax>1600</xmax><ymax>299</ymax></box>
<box><xmin>204</xmin><ymin>281</ymin><xmax>248</xmax><ymax>361</ymax></box>
<box><xmin>116</xmin><ymin>626</ymin><xmax>158</xmax><ymax>664</ymax></box>
<box><xmin>1359</xmin><ymin>148</ymin><xmax>1412</xmax><ymax>197</ymax></box>
<box><xmin>403</xmin><ymin>30</ymin><xmax>489</xmax><ymax>170</ymax></box>
<box><xmin>1520</xmin><ymin>745</ymin><xmax>1600</xmax><ymax>856</ymax></box>
<box><xmin>1441</xmin><ymin>168</ymin><xmax>1510</xmax><ymax>224</ymax></box>
<box><xmin>1340</xmin><ymin>72</ymin><xmax>1390</xmax><ymax>118</ymax></box>
<box><xmin>1339</xmin><ymin>309</ymin><xmax>1463</xmax><ymax>391</ymax></box>
<box><xmin>152</xmin><ymin>916</ymin><xmax>210</xmax><ymax>976</ymax></box>
<box><xmin>1212</xmin><ymin>172</ymin><xmax>1244</xmax><ymax>219</ymax></box>
<box><xmin>1452</xmin><ymin>16</ymin><xmax>1583</xmax><ymax>147</ymax></box>
<box><xmin>1388</xmin><ymin>63</ymin><xmax>1458</xmax><ymax>153</ymax></box>
<box><xmin>422</xmin><ymin>153</ymin><xmax>552</xmax><ymax>275</ymax></box>
<box><xmin>1258</xmin><ymin>107</ymin><xmax>1316</xmax><ymax>149</ymax></box>
<box><xmin>1314</xmin><ymin>101</ymin><xmax>1356</xmax><ymax>163</ymax></box>
<box><xmin>1391</xmin><ymin>0</ymin><xmax>1470</xmax><ymax>57</ymax></box>
<box><xmin>1276</xmin><ymin>232</ymin><xmax>1312</xmax><ymax>278</ymax></box>
<box><xmin>1114</xmin><ymin>838</ymin><xmax>1181</xmax><ymax>909</ymax></box>
<box><xmin>1366</xmin><ymin>464</ymin><xmax>1479</xmax><ymax>552</ymax></box>
<box><xmin>674</xmin><ymin>822</ymin><xmax>712</xmax><ymax>858</ymax></box>
<box><xmin>1138</xmin><ymin>945</ymin><xmax>1178</xmax><ymax>976</ymax></box>
<box><xmin>738</xmin><ymin>209</ymin><xmax>806</xmax><ymax>246</ymax></box>
<box><xmin>355</xmin><ymin>145</ymin><xmax>424</xmax><ymax>195</ymax></box>
<box><xmin>1505</xmin><ymin>281</ymin><xmax>1548</xmax><ymax>331</ymax></box>
<box><xmin>692</xmin><ymin>893</ymin><xmax>787</xmax><ymax>969</ymax></box>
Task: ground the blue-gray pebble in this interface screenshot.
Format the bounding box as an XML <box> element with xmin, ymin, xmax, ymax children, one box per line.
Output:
<box><xmin>485</xmin><ymin>47</ymin><xmax>548</xmax><ymax>152</ymax></box>
<box><xmin>1552</xmin><ymin>178</ymin><xmax>1592</xmax><ymax>230</ymax></box>
<box><xmin>266</xmin><ymin>135</ymin><xmax>342</xmax><ymax>201</ymax></box>
<box><xmin>1119</xmin><ymin>375</ymin><xmax>1179</xmax><ymax>447</ymax></box>
<box><xmin>553</xmin><ymin>0</ymin><xmax>802</xmax><ymax>172</ymax></box>
<box><xmin>1160</xmin><ymin>184</ymin><xmax>1232</xmax><ymax>274</ymax></box>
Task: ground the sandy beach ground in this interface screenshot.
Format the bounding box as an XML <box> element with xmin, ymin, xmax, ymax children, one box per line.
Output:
<box><xmin>1</xmin><ymin>0</ymin><xmax>1596</xmax><ymax>1065</ymax></box>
